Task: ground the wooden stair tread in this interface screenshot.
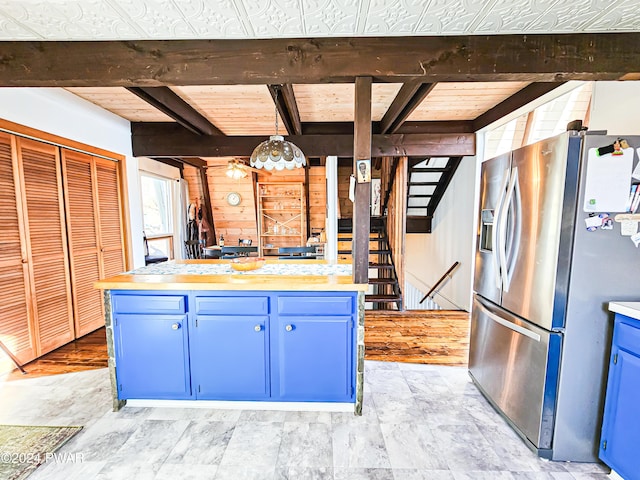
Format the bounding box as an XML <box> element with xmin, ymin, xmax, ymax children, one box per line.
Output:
<box><xmin>368</xmin><ymin>278</ymin><xmax>398</xmax><ymax>285</ymax></box>
<box><xmin>366</xmin><ymin>294</ymin><xmax>402</xmax><ymax>302</ymax></box>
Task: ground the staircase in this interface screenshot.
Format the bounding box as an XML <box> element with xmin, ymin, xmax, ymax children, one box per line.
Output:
<box><xmin>338</xmin><ymin>217</ymin><xmax>402</xmax><ymax>310</ymax></box>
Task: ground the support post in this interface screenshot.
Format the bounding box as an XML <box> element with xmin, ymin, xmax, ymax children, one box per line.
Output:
<box><xmin>353</xmin><ymin>77</ymin><xmax>372</xmax><ymax>284</ymax></box>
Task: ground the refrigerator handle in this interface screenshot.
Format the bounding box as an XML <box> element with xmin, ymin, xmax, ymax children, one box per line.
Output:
<box><xmin>499</xmin><ymin>167</ymin><xmax>518</xmax><ymax>292</ymax></box>
<box><xmin>505</xmin><ymin>172</ymin><xmax>522</xmax><ymax>290</ymax></box>
<box><xmin>492</xmin><ymin>169</ymin><xmax>510</xmax><ymax>289</ymax></box>
<box><xmin>477</xmin><ymin>300</ymin><xmax>541</xmax><ymax>342</ymax></box>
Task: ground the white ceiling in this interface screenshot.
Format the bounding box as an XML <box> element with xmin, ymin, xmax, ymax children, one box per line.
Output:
<box><xmin>0</xmin><ymin>0</ymin><xmax>639</xmax><ymax>41</ymax></box>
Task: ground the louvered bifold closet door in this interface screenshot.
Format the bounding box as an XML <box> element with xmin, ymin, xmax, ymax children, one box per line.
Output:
<box><xmin>95</xmin><ymin>158</ymin><xmax>125</xmax><ymax>279</ymax></box>
<box><xmin>16</xmin><ymin>137</ymin><xmax>74</xmax><ymax>355</ymax></box>
<box><xmin>0</xmin><ymin>132</ymin><xmax>37</xmax><ymax>365</ymax></box>
<box><xmin>62</xmin><ymin>150</ymin><xmax>104</xmax><ymax>337</ymax></box>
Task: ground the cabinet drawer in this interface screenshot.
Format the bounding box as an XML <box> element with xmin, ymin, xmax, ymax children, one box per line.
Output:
<box><xmin>195</xmin><ymin>296</ymin><xmax>268</xmax><ymax>315</ymax></box>
<box><xmin>278</xmin><ymin>296</ymin><xmax>353</xmax><ymax>315</ymax></box>
<box><xmin>616</xmin><ymin>317</ymin><xmax>640</xmax><ymax>355</ymax></box>
<box><xmin>112</xmin><ymin>295</ymin><xmax>186</xmax><ymax>314</ymax></box>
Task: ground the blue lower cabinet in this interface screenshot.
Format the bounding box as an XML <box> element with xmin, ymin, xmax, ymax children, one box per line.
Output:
<box><xmin>273</xmin><ymin>316</ymin><xmax>354</xmax><ymax>402</ymax></box>
<box><xmin>114</xmin><ymin>314</ymin><xmax>192</xmax><ymax>399</ymax></box>
<box><xmin>600</xmin><ymin>315</ymin><xmax>640</xmax><ymax>480</ymax></box>
<box><xmin>191</xmin><ymin>315</ymin><xmax>270</xmax><ymax>400</ymax></box>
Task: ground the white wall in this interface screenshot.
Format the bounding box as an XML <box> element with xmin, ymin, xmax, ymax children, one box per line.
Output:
<box><xmin>404</xmin><ymin>156</ymin><xmax>478</xmax><ymax>311</ymax></box>
<box><xmin>0</xmin><ymin>87</ymin><xmax>145</xmax><ymax>267</ymax></box>
<box><xmin>589</xmin><ymin>81</ymin><xmax>640</xmax><ymax>134</ymax></box>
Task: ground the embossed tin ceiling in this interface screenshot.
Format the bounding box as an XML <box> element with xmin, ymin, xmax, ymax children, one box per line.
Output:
<box><xmin>0</xmin><ymin>0</ymin><xmax>638</xmax><ymax>41</ymax></box>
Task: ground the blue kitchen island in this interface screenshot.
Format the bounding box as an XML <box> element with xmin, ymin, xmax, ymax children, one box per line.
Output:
<box><xmin>94</xmin><ymin>260</ymin><xmax>367</xmax><ymax>414</ymax></box>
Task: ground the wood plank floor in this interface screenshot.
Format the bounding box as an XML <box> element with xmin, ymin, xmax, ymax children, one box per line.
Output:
<box><xmin>3</xmin><ymin>328</ymin><xmax>108</xmax><ymax>381</ymax></box>
<box><xmin>365</xmin><ymin>310</ymin><xmax>470</xmax><ymax>366</ymax></box>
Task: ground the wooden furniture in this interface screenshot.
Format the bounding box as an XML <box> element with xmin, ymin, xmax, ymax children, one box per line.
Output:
<box><xmin>145</xmin><ymin>233</ymin><xmax>169</xmax><ymax>264</ymax></box>
<box><xmin>221</xmin><ymin>246</ymin><xmax>258</xmax><ymax>258</ymax></box>
<box><xmin>257</xmin><ymin>182</ymin><xmax>305</xmax><ymax>257</ymax></box>
<box><xmin>0</xmin><ymin>129</ymin><xmax>125</xmax><ymax>369</ymax></box>
<box><xmin>599</xmin><ymin>302</ymin><xmax>640</xmax><ymax>480</ymax></box>
<box><xmin>94</xmin><ymin>259</ymin><xmax>367</xmax><ymax>413</ymax></box>
<box><xmin>278</xmin><ymin>246</ymin><xmax>316</xmax><ymax>259</ymax></box>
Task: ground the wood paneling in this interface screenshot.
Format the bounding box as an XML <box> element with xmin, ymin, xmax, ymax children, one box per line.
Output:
<box><xmin>208</xmin><ymin>161</ymin><xmax>259</xmax><ymax>246</ymax></box>
<box><xmin>172</xmin><ymin>85</ymin><xmax>285</xmax><ymax>135</ymax></box>
<box><xmin>64</xmin><ymin>87</ymin><xmax>173</xmax><ymax>122</ymax></box>
<box><xmin>0</xmin><ymin>132</ymin><xmax>36</xmax><ymax>367</ymax></box>
<box><xmin>308</xmin><ymin>166</ymin><xmax>326</xmax><ymax>234</ymax></box>
<box><xmin>384</xmin><ymin>156</ymin><xmax>407</xmax><ymax>299</ymax></box>
<box><xmin>408</xmin><ymin>82</ymin><xmax>530</xmax><ymax>121</ymax></box>
<box><xmin>365</xmin><ymin>310</ymin><xmax>470</xmax><ymax>365</ymax></box>
<box><xmin>62</xmin><ymin>149</ymin><xmax>103</xmax><ymax>338</ymax></box>
<box><xmin>337</xmin><ymin>164</ymin><xmax>353</xmax><ymax>219</ymax></box>
<box><xmin>62</xmin><ymin>150</ymin><xmax>124</xmax><ymax>338</ymax></box>
<box><xmin>16</xmin><ymin>137</ymin><xmax>74</xmax><ymax>356</ymax></box>
<box><xmin>0</xmin><ymin>124</ymin><xmax>127</xmax><ymax>370</ymax></box>
<box><xmin>293</xmin><ymin>84</ymin><xmax>402</xmax><ymax>122</ymax></box>
<box><xmin>95</xmin><ymin>158</ymin><xmax>125</xmax><ymax>278</ymax></box>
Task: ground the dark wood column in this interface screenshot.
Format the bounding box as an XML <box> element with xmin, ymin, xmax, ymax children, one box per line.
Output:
<box><xmin>353</xmin><ymin>77</ymin><xmax>372</xmax><ymax>284</ymax></box>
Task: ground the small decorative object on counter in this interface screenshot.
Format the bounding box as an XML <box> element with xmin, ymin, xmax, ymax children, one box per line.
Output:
<box><xmin>219</xmin><ymin>235</ymin><xmax>225</xmax><ymax>247</ymax></box>
<box><xmin>229</xmin><ymin>257</ymin><xmax>266</xmax><ymax>272</ymax></box>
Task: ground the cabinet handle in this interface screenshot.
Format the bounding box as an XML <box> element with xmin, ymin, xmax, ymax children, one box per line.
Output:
<box><xmin>171</xmin><ymin>323</ymin><xmax>181</xmax><ymax>330</ymax></box>
<box><xmin>285</xmin><ymin>324</ymin><xmax>293</xmax><ymax>332</ymax></box>
<box><xmin>254</xmin><ymin>324</ymin><xmax>262</xmax><ymax>332</ymax></box>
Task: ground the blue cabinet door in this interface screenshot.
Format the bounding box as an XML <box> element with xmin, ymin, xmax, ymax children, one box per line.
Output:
<box><xmin>191</xmin><ymin>315</ymin><xmax>270</xmax><ymax>400</ymax></box>
<box><xmin>600</xmin><ymin>316</ymin><xmax>640</xmax><ymax>480</ymax></box>
<box><xmin>273</xmin><ymin>316</ymin><xmax>354</xmax><ymax>402</ymax></box>
<box><xmin>114</xmin><ymin>314</ymin><xmax>191</xmax><ymax>399</ymax></box>
<box><xmin>600</xmin><ymin>348</ymin><xmax>640</xmax><ymax>479</ymax></box>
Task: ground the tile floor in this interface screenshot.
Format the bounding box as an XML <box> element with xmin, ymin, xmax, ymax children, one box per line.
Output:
<box><xmin>0</xmin><ymin>361</ymin><xmax>611</xmax><ymax>480</ymax></box>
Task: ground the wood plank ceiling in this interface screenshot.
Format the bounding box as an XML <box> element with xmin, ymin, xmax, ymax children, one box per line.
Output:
<box><xmin>0</xmin><ymin>2</ymin><xmax>636</xmax><ymax>275</ymax></box>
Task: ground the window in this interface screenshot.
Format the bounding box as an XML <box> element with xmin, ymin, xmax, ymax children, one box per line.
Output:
<box><xmin>140</xmin><ymin>174</ymin><xmax>174</xmax><ymax>259</ymax></box>
<box><xmin>484</xmin><ymin>83</ymin><xmax>593</xmax><ymax>159</ymax></box>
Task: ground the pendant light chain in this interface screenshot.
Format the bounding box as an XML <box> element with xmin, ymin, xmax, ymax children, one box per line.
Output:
<box><xmin>274</xmin><ymin>87</ymin><xmax>279</xmax><ymax>137</ymax></box>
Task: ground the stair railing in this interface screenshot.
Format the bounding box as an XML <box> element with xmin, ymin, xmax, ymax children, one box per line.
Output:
<box><xmin>419</xmin><ymin>261</ymin><xmax>460</xmax><ymax>304</ymax></box>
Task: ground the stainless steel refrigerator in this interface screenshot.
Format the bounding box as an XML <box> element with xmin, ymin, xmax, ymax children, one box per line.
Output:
<box><xmin>470</xmin><ymin>131</ymin><xmax>640</xmax><ymax>462</ymax></box>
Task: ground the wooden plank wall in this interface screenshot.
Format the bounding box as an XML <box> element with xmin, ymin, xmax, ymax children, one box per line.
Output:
<box><xmin>385</xmin><ymin>156</ymin><xmax>407</xmax><ymax>296</ymax></box>
<box><xmin>337</xmin><ymin>164</ymin><xmax>352</xmax><ymax>219</ymax></box>
<box><xmin>308</xmin><ymin>166</ymin><xmax>326</xmax><ymax>234</ymax></box>
<box><xmin>183</xmin><ymin>164</ymin><xmax>326</xmax><ymax>247</ymax></box>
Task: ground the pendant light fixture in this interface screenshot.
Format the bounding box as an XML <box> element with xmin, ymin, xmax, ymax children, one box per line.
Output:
<box><xmin>249</xmin><ymin>86</ymin><xmax>306</xmax><ymax>171</ymax></box>
<box><xmin>225</xmin><ymin>161</ymin><xmax>248</xmax><ymax>179</ymax></box>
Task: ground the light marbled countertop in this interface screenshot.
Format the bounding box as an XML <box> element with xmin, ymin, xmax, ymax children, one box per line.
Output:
<box><xmin>94</xmin><ymin>259</ymin><xmax>367</xmax><ymax>292</ymax></box>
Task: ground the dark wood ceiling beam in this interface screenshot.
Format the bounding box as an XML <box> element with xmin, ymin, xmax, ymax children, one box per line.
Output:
<box><xmin>2</xmin><ymin>34</ymin><xmax>639</xmax><ymax>86</ymax></box>
<box><xmin>268</xmin><ymin>84</ymin><xmax>302</xmax><ymax>136</ymax></box>
<box><xmin>301</xmin><ymin>120</ymin><xmax>474</xmax><ymax>135</ymax></box>
<box><xmin>380</xmin><ymin>82</ymin><xmax>436</xmax><ymax>134</ymax></box>
<box><xmin>180</xmin><ymin>157</ymin><xmax>208</xmax><ymax>169</ymax></box>
<box><xmin>472</xmin><ymin>82</ymin><xmax>566</xmax><ymax>131</ymax></box>
<box><xmin>131</xmin><ymin>123</ymin><xmax>475</xmax><ymax>158</ymax></box>
<box><xmin>126</xmin><ymin>87</ymin><xmax>223</xmax><ymax>136</ymax></box>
